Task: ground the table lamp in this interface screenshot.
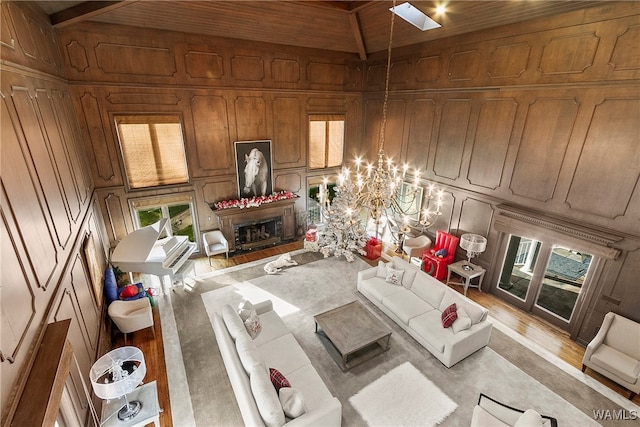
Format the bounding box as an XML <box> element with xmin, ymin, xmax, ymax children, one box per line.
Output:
<box><xmin>459</xmin><ymin>234</ymin><xmax>487</xmax><ymax>271</ymax></box>
<box><xmin>90</xmin><ymin>346</ymin><xmax>146</xmax><ymax>422</ymax></box>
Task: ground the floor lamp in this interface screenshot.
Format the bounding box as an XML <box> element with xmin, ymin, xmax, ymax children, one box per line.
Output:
<box><xmin>90</xmin><ymin>346</ymin><xmax>147</xmax><ymax>422</ymax></box>
<box><xmin>459</xmin><ymin>234</ymin><xmax>487</xmax><ymax>271</ymax></box>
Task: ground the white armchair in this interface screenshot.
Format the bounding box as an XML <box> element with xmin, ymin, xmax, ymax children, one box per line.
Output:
<box><xmin>203</xmin><ymin>230</ymin><xmax>229</xmax><ymax>265</ymax></box>
<box><xmin>108</xmin><ymin>298</ymin><xmax>154</xmax><ymax>345</ymax></box>
<box><xmin>582</xmin><ymin>312</ymin><xmax>640</xmax><ymax>399</ymax></box>
<box><xmin>471</xmin><ymin>394</ymin><xmax>557</xmax><ymax>427</ymax></box>
<box><xmin>402</xmin><ymin>234</ymin><xmax>432</xmax><ymax>259</ymax></box>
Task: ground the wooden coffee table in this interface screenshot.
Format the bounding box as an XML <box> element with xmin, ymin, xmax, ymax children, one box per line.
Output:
<box><xmin>314</xmin><ymin>300</ymin><xmax>392</xmax><ymax>371</ymax></box>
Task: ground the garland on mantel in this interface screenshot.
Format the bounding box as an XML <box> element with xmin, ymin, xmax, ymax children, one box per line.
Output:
<box><xmin>213</xmin><ymin>190</ymin><xmax>297</xmax><ymax>210</ymax></box>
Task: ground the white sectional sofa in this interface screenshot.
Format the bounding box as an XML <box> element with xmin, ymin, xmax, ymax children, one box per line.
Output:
<box><xmin>212</xmin><ymin>300</ymin><xmax>342</xmax><ymax>427</ymax></box>
<box><xmin>357</xmin><ymin>256</ymin><xmax>492</xmax><ymax>368</ymax></box>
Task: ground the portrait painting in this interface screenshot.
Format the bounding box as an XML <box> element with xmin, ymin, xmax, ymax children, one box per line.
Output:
<box><xmin>235</xmin><ymin>140</ymin><xmax>273</xmax><ymax>198</ymax></box>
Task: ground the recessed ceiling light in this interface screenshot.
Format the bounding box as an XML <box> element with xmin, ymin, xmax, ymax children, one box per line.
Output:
<box><xmin>436</xmin><ymin>5</ymin><xmax>446</xmax><ymax>15</ymax></box>
<box><xmin>390</xmin><ymin>2</ymin><xmax>442</xmax><ymax>32</ymax></box>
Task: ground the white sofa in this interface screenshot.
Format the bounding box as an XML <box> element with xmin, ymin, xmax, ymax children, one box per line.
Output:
<box><xmin>582</xmin><ymin>311</ymin><xmax>640</xmax><ymax>400</ymax></box>
<box><xmin>357</xmin><ymin>256</ymin><xmax>492</xmax><ymax>368</ymax></box>
<box><xmin>212</xmin><ymin>300</ymin><xmax>342</xmax><ymax>427</ymax></box>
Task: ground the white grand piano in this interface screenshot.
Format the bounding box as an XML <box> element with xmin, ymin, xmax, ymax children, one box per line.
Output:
<box><xmin>111</xmin><ymin>218</ymin><xmax>196</xmax><ymax>285</ymax></box>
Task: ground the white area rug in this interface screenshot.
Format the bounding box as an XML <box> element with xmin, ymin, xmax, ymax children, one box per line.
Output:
<box><xmin>349</xmin><ymin>362</ymin><xmax>458</xmax><ymax>426</ymax></box>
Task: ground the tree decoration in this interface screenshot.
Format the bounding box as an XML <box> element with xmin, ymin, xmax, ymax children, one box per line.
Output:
<box><xmin>318</xmin><ymin>173</ymin><xmax>368</xmax><ymax>262</ymax></box>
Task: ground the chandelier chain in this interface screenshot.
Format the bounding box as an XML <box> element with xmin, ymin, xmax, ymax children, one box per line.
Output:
<box><xmin>379</xmin><ymin>0</ymin><xmax>397</xmax><ymax>152</ymax></box>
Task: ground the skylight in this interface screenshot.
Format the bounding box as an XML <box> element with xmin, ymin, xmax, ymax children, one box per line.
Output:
<box><xmin>390</xmin><ymin>2</ymin><xmax>442</xmax><ymax>31</ymax></box>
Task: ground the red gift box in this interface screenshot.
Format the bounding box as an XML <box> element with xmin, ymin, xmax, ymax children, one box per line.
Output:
<box><xmin>305</xmin><ymin>229</ymin><xmax>317</xmax><ymax>242</ymax></box>
<box><xmin>365</xmin><ymin>237</ymin><xmax>382</xmax><ymax>260</ymax></box>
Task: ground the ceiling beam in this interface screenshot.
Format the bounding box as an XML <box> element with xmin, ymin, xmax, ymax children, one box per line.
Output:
<box><xmin>349</xmin><ymin>12</ymin><xmax>368</xmax><ymax>61</ymax></box>
<box><xmin>49</xmin><ymin>1</ymin><xmax>136</xmax><ymax>28</ymax></box>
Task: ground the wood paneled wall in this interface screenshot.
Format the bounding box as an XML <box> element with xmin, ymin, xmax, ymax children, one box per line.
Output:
<box><xmin>53</xmin><ymin>2</ymin><xmax>639</xmax><ymax>345</ymax></box>
<box><xmin>2</xmin><ymin>7</ymin><xmax>638</xmax><ymax>423</ymax></box>
<box><xmin>55</xmin><ymin>20</ymin><xmax>364</xmax><ymax>241</ymax></box>
<box><xmin>359</xmin><ymin>2</ymin><xmax>640</xmax><ymax>341</ymax></box>
<box><xmin>1</xmin><ymin>2</ymin><xmax>105</xmax><ymax>425</ymax></box>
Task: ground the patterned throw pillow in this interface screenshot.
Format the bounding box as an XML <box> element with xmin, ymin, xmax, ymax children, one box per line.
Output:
<box><xmin>385</xmin><ymin>267</ymin><xmax>405</xmax><ymax>286</ymax></box>
<box><xmin>244</xmin><ymin>309</ymin><xmax>262</xmax><ymax>338</ymax></box>
<box><xmin>269</xmin><ymin>367</ymin><xmax>291</xmax><ymax>392</ymax></box>
<box><xmin>441</xmin><ymin>303</ymin><xmax>458</xmax><ymax>328</ymax></box>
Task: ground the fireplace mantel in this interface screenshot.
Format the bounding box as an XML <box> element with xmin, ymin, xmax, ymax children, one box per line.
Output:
<box><xmin>213</xmin><ymin>198</ymin><xmax>296</xmax><ymax>252</ymax></box>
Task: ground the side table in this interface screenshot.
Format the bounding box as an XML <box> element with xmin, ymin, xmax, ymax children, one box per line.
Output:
<box><xmin>446</xmin><ymin>260</ymin><xmax>486</xmax><ymax>296</ymax></box>
<box><xmin>101</xmin><ymin>380</ymin><xmax>160</xmax><ymax>427</ymax></box>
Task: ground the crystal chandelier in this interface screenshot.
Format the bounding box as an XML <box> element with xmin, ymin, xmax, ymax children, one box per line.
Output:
<box><xmin>321</xmin><ymin>0</ymin><xmax>444</xmax><ymax>232</ymax></box>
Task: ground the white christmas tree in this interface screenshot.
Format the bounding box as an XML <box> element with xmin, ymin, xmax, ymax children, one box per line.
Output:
<box><xmin>318</xmin><ymin>172</ymin><xmax>368</xmax><ymax>262</ymax></box>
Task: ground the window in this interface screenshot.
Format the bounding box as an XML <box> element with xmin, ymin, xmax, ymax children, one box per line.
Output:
<box><xmin>132</xmin><ymin>194</ymin><xmax>196</xmax><ymax>243</ymax></box>
<box><xmin>115</xmin><ymin>115</ymin><xmax>188</xmax><ymax>189</ymax></box>
<box><xmin>308</xmin><ymin>115</ymin><xmax>344</xmax><ymax>169</ymax></box>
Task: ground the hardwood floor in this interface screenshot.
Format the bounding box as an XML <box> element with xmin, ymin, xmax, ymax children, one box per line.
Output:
<box><xmin>114</xmin><ymin>239</ymin><xmax>638</xmax><ymax>427</ymax></box>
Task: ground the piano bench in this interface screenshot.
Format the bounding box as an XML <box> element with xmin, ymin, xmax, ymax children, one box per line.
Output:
<box><xmin>171</xmin><ymin>260</ymin><xmax>196</xmax><ymax>290</ymax></box>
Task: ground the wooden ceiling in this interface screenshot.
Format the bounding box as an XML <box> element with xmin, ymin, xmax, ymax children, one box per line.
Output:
<box><xmin>37</xmin><ymin>1</ymin><xmax>607</xmax><ymax>59</ymax></box>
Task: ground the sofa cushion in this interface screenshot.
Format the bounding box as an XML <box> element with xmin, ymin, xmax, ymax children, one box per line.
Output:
<box><xmin>222</xmin><ymin>305</ymin><xmax>247</xmax><ymax>340</ymax></box>
<box><xmin>381</xmin><ymin>290</ymin><xmax>434</xmax><ymax>324</ymax></box>
<box><xmin>269</xmin><ymin>367</ymin><xmax>291</xmax><ymax>392</ymax></box>
<box><xmin>245</xmin><ymin>309</ymin><xmax>262</xmax><ymax>338</ymax></box>
<box><xmin>285</xmin><ymin>364</ymin><xmax>334</xmax><ymax>412</ymax></box>
<box><xmin>385</xmin><ymin>267</ymin><xmax>404</xmax><ymax>286</ymax></box>
<box><xmin>236</xmin><ymin>333</ymin><xmax>264</xmax><ymax>375</ymax></box>
<box><xmin>471</xmin><ymin>405</ymin><xmax>510</xmax><ymax>427</ymax></box>
<box><xmin>252</xmin><ymin>310</ymin><xmax>291</xmax><ymax>346</ymax></box>
<box><xmin>441</xmin><ymin>303</ymin><xmax>458</xmax><ymax>328</ymax></box>
<box><xmin>591</xmin><ymin>344</ymin><xmax>640</xmax><ymax>384</ymax></box>
<box><xmin>359</xmin><ymin>276</ymin><xmax>405</xmax><ymax>303</ymax></box>
<box><xmin>391</xmin><ymin>257</ymin><xmax>418</xmax><ymax>288</ymax></box>
<box><xmin>514</xmin><ymin>409</ymin><xmax>544</xmax><ymax>427</ymax></box>
<box><xmin>250</xmin><ymin>365</ymin><xmax>286</xmax><ymax>427</ymax></box>
<box><xmin>258</xmin><ymin>334</ymin><xmax>312</xmax><ymax>376</ymax></box>
<box><xmin>410</xmin><ymin>275</ymin><xmax>446</xmax><ymax>308</ymax></box>
<box><xmin>408</xmin><ymin>310</ymin><xmax>449</xmax><ymax>353</ymax></box>
<box><xmin>279</xmin><ymin>387</ymin><xmax>306</xmax><ymax>419</ymax></box>
<box><xmin>452</xmin><ymin>306</ymin><xmax>472</xmax><ymax>334</ymax></box>
<box><xmin>440</xmin><ymin>290</ymin><xmax>487</xmax><ymax>325</ymax></box>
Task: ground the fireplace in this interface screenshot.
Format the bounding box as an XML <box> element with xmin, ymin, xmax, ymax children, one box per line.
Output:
<box><xmin>212</xmin><ymin>198</ymin><xmax>297</xmax><ymax>253</ymax></box>
<box><xmin>234</xmin><ymin>216</ymin><xmax>283</xmax><ymax>250</ymax></box>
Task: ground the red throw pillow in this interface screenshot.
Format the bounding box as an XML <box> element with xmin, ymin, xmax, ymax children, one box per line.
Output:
<box><xmin>269</xmin><ymin>368</ymin><xmax>291</xmax><ymax>392</ymax></box>
<box><xmin>120</xmin><ymin>284</ymin><xmax>139</xmax><ymax>298</ymax></box>
<box><xmin>441</xmin><ymin>303</ymin><xmax>458</xmax><ymax>328</ymax></box>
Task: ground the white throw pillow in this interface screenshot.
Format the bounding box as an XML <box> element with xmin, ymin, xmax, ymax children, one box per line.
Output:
<box><xmin>238</xmin><ymin>300</ymin><xmax>254</xmax><ymax>321</ymax></box>
<box><xmin>222</xmin><ymin>305</ymin><xmax>246</xmax><ymax>341</ymax></box>
<box><xmin>250</xmin><ymin>365</ymin><xmax>286</xmax><ymax>427</ymax></box>
<box><xmin>278</xmin><ymin>387</ymin><xmax>306</xmax><ymax>418</ymax></box>
<box><xmin>244</xmin><ymin>309</ymin><xmax>262</xmax><ymax>339</ymax></box>
<box><xmin>514</xmin><ymin>408</ymin><xmax>544</xmax><ymax>427</ymax></box>
<box><xmin>385</xmin><ymin>267</ymin><xmax>405</xmax><ymax>286</ymax></box>
<box><xmin>451</xmin><ymin>306</ymin><xmax>472</xmax><ymax>333</ymax></box>
<box><xmin>376</xmin><ymin>260</ymin><xmax>387</xmax><ymax>278</ymax></box>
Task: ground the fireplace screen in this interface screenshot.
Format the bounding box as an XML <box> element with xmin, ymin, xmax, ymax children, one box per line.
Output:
<box><xmin>234</xmin><ymin>216</ymin><xmax>283</xmax><ymax>251</ymax></box>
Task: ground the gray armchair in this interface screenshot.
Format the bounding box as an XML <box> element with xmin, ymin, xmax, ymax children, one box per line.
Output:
<box><xmin>582</xmin><ymin>312</ymin><xmax>640</xmax><ymax>400</ymax></box>
<box><xmin>203</xmin><ymin>230</ymin><xmax>229</xmax><ymax>265</ymax></box>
